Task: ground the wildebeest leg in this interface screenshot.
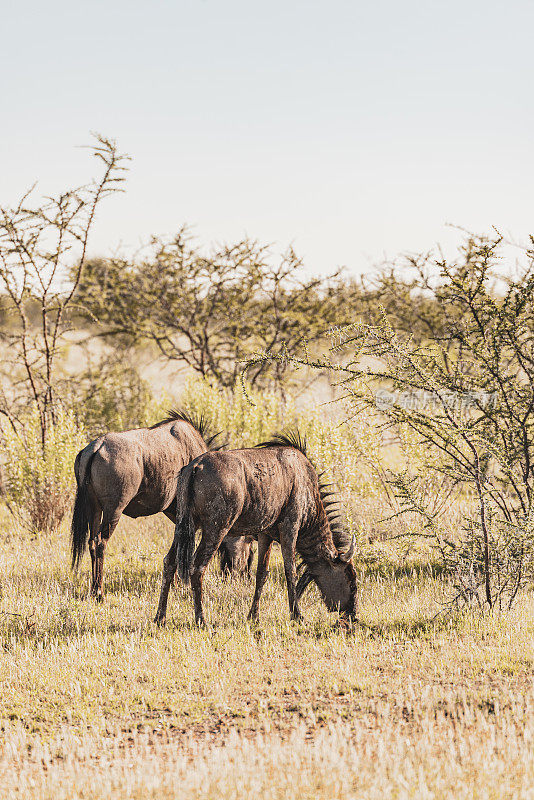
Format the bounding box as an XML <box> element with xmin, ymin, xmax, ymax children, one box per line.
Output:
<box><xmin>161</xmin><ymin>505</ymin><xmax>180</xmax><ymax>587</ymax></box>
<box><xmin>217</xmin><ymin>537</ymin><xmax>236</xmax><ymax>576</ymax></box>
<box><xmin>154</xmin><ymin>533</ymin><xmax>180</xmax><ymax>626</ymax></box>
<box><xmin>89</xmin><ymin>534</ymin><xmax>105</xmax><ymax>601</ymax></box>
<box><xmin>245</xmin><ymin>539</ymin><xmax>255</xmax><ymax>575</ymax></box>
<box><xmin>88</xmin><ymin>506</ymin><xmax>102</xmax><ymax>598</ymax></box>
<box><xmin>191</xmin><ymin>529</ymin><xmax>229</xmax><ymax>626</ymax></box>
<box><xmin>248</xmin><ymin>533</ymin><xmax>273</xmax><ymax>622</ymax></box>
<box><xmin>279</xmin><ymin>519</ymin><xmax>303</xmax><ymax>621</ymax></box>
<box><xmin>90</xmin><ymin>510</ymin><xmax>121</xmax><ymax>602</ymax></box>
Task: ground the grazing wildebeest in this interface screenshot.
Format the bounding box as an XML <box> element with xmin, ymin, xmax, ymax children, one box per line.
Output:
<box><xmin>218</xmin><ymin>535</ymin><xmax>255</xmax><ymax>575</ymax></box>
<box><xmin>71</xmin><ymin>410</ymin><xmax>253</xmax><ymax>600</ymax></box>
<box><xmin>154</xmin><ymin>431</ymin><xmax>357</xmax><ymax>626</ymax></box>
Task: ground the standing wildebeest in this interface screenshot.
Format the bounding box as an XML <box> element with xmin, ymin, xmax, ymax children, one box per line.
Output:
<box><xmin>154</xmin><ymin>432</ymin><xmax>357</xmax><ymax>626</ymax></box>
<box><xmin>71</xmin><ymin>410</ymin><xmax>253</xmax><ymax>600</ymax></box>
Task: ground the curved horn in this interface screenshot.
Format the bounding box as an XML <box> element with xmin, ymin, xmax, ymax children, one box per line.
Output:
<box><xmin>339</xmin><ymin>535</ymin><xmax>355</xmax><ymax>563</ymax></box>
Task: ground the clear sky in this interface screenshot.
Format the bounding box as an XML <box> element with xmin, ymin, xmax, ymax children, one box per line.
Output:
<box><xmin>2</xmin><ymin>0</ymin><xmax>533</xmax><ymax>275</ymax></box>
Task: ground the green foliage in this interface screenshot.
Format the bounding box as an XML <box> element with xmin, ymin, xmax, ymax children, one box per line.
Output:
<box><xmin>246</xmin><ymin>233</ymin><xmax>534</xmax><ymax>609</ymax></box>
<box><xmin>75</xmin><ymin>230</ymin><xmax>345</xmax><ymax>389</ymax></box>
<box><xmin>180</xmin><ymin>375</ymin><xmax>297</xmax><ymax>447</ymax></box>
<box><xmin>356</xmin><ymin>236</ymin><xmax>534</xmax><ymax>609</ymax></box>
<box><xmin>68</xmin><ymin>352</ymin><xmax>168</xmax><ymax>435</ymax></box>
<box><xmin>1</xmin><ymin>407</ymin><xmax>86</xmax><ymax>534</ymax></box>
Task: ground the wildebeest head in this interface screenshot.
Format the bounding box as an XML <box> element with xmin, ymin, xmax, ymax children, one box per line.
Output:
<box><xmin>297</xmin><ymin>533</ymin><xmax>357</xmax><ymax>619</ymax></box>
<box><xmin>294</xmin><ymin>463</ymin><xmax>358</xmax><ymax>620</ymax></box>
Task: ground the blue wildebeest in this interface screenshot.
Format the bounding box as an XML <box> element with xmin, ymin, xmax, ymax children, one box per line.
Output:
<box><xmin>71</xmin><ymin>410</ymin><xmax>253</xmax><ymax>600</ymax></box>
<box><xmin>154</xmin><ymin>431</ymin><xmax>356</xmax><ymax>626</ymax></box>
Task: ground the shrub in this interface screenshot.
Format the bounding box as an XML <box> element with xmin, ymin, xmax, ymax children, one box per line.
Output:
<box><xmin>247</xmin><ymin>233</ymin><xmax>534</xmax><ymax>609</ymax></box>
<box><xmin>0</xmin><ymin>135</ymin><xmax>127</xmax><ymax>443</ymax></box>
<box><xmin>0</xmin><ymin>407</ymin><xmax>86</xmax><ymax>534</ymax></box>
<box><xmin>70</xmin><ymin>351</ymin><xmax>164</xmax><ymax>435</ymax></box>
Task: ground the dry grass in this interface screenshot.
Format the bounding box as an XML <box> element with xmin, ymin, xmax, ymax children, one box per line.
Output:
<box><xmin>0</xmin><ymin>502</ymin><xmax>533</xmax><ymax>798</ymax></box>
<box><xmin>5</xmin><ymin>711</ymin><xmax>534</xmax><ymax>800</ymax></box>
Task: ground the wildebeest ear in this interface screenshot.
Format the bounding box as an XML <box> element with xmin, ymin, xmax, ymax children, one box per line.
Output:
<box><xmin>338</xmin><ymin>535</ymin><xmax>355</xmax><ymax>563</ymax></box>
<box><xmin>296</xmin><ymin>569</ymin><xmax>314</xmax><ymax>599</ymax></box>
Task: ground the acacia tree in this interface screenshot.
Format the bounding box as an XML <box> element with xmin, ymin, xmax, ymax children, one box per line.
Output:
<box><xmin>75</xmin><ymin>231</ymin><xmax>345</xmax><ymax>389</ymax></box>
<box><xmin>0</xmin><ymin>135</ymin><xmax>128</xmax><ymax>444</ymax></box>
<box><xmin>245</xmin><ymin>233</ymin><xmax>534</xmax><ymax>610</ymax></box>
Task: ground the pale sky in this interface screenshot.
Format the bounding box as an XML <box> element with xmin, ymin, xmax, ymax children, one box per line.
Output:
<box><xmin>2</xmin><ymin>0</ymin><xmax>533</xmax><ymax>275</ymax></box>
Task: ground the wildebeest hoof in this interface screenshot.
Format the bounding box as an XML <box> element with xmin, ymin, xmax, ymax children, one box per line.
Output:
<box><xmin>251</xmin><ymin>627</ymin><xmax>263</xmax><ymax>642</ymax></box>
<box><xmin>154</xmin><ymin>615</ymin><xmax>166</xmax><ymax>627</ymax></box>
<box><xmin>336</xmin><ymin>615</ymin><xmax>357</xmax><ymax>633</ymax></box>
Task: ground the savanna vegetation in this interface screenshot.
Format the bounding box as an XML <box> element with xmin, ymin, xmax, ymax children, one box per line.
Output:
<box><xmin>1</xmin><ymin>138</ymin><xmax>533</xmax><ymax>798</ymax></box>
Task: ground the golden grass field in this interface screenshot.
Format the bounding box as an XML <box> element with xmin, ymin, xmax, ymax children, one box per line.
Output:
<box><xmin>1</xmin><ymin>501</ymin><xmax>533</xmax><ymax>799</ymax></box>
<box><xmin>0</xmin><ymin>380</ymin><xmax>532</xmax><ymax>798</ymax></box>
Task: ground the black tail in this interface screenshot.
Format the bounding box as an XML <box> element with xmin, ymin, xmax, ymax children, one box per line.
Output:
<box><xmin>71</xmin><ymin>451</ymin><xmax>95</xmax><ymax>571</ymax></box>
<box><xmin>175</xmin><ymin>465</ymin><xmax>197</xmax><ymax>584</ymax></box>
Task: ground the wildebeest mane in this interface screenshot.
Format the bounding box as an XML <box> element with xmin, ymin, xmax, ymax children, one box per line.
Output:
<box><xmin>150</xmin><ymin>408</ymin><xmax>221</xmax><ymax>448</ymax></box>
<box><xmin>257</xmin><ymin>428</ymin><xmax>352</xmax><ymax>558</ymax></box>
<box><xmin>255</xmin><ymin>429</ymin><xmax>308</xmax><ymax>455</ymax></box>
<box><xmin>317</xmin><ymin>475</ymin><xmax>352</xmax><ymax>554</ymax></box>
